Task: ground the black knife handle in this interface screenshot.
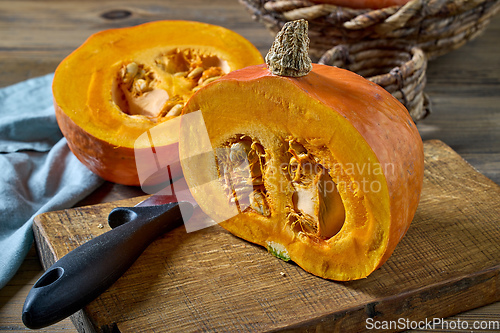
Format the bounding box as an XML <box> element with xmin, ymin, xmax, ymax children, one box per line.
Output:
<box><xmin>22</xmin><ymin>201</ymin><xmax>193</xmax><ymax>329</ymax></box>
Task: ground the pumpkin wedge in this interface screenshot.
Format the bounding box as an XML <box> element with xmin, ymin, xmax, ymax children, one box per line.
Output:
<box><xmin>179</xmin><ymin>20</ymin><xmax>424</xmax><ymax>281</ymax></box>
<box><xmin>53</xmin><ymin>20</ymin><xmax>264</xmax><ymax>186</ymax></box>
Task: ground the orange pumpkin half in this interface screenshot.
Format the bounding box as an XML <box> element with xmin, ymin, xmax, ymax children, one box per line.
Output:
<box><xmin>179</xmin><ymin>20</ymin><xmax>424</xmax><ymax>281</ymax></box>
<box><xmin>53</xmin><ymin>20</ymin><xmax>264</xmax><ymax>186</ymax></box>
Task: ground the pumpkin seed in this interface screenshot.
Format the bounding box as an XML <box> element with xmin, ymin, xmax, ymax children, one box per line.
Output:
<box><xmin>134</xmin><ymin>79</ymin><xmax>147</xmax><ymax>94</ymax></box>
<box><xmin>165</xmin><ymin>104</ymin><xmax>183</xmax><ymax>117</ymax></box>
<box><xmin>187</xmin><ymin>66</ymin><xmax>204</xmax><ymax>79</ymax></box>
<box><xmin>200</xmin><ymin>76</ymin><xmax>220</xmax><ymax>86</ymax></box>
<box><xmin>174</xmin><ymin>71</ymin><xmax>188</xmax><ymax>77</ymax></box>
<box><xmin>126</xmin><ymin>62</ymin><xmax>138</xmax><ymax>77</ymax></box>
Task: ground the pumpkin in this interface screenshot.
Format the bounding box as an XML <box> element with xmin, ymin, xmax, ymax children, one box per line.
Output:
<box><xmin>179</xmin><ymin>20</ymin><xmax>424</xmax><ymax>281</ymax></box>
<box><xmin>53</xmin><ymin>20</ymin><xmax>264</xmax><ymax>186</ymax></box>
<box><xmin>309</xmin><ymin>0</ymin><xmax>411</xmax><ymax>9</ymax></box>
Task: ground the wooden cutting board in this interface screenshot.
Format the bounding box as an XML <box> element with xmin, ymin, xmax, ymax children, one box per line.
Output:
<box><xmin>33</xmin><ymin>140</ymin><xmax>500</xmax><ymax>332</ymax></box>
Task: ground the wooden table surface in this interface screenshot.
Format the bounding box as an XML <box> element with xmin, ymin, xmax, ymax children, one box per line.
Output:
<box><xmin>0</xmin><ymin>0</ymin><xmax>498</xmax><ymax>332</ymax></box>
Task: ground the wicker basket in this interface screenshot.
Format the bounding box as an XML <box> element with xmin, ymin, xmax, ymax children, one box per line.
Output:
<box><xmin>240</xmin><ymin>0</ymin><xmax>498</xmax><ymax>121</ymax></box>
<box><xmin>240</xmin><ymin>0</ymin><xmax>500</xmax><ymax>60</ymax></box>
<box><xmin>318</xmin><ymin>40</ymin><xmax>430</xmax><ymax>121</ymax></box>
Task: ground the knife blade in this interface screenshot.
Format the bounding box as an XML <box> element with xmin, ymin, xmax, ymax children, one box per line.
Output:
<box><xmin>22</xmin><ymin>175</ymin><xmax>196</xmax><ymax>329</ymax></box>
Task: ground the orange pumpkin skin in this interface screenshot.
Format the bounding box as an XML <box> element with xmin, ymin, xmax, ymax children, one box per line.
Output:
<box><xmin>54</xmin><ymin>105</ymin><xmax>181</xmax><ymax>186</ymax></box>
<box><xmin>309</xmin><ymin>0</ymin><xmax>411</xmax><ymax>9</ymax></box>
<box><xmin>53</xmin><ymin>20</ymin><xmax>264</xmax><ymax>186</ymax></box>
<box><xmin>180</xmin><ymin>63</ymin><xmax>424</xmax><ymax>281</ymax></box>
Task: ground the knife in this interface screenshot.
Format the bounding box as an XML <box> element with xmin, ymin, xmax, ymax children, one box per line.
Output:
<box><xmin>22</xmin><ymin>174</ymin><xmax>197</xmax><ymax>329</ymax></box>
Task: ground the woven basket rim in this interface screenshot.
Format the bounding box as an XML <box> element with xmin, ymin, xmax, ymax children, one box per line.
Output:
<box><xmin>318</xmin><ymin>43</ymin><xmax>430</xmax><ymax>121</ymax></box>
<box><xmin>257</xmin><ymin>0</ymin><xmax>496</xmax><ymax>27</ymax></box>
<box><xmin>241</xmin><ymin>0</ymin><xmax>500</xmax><ymax>59</ymax></box>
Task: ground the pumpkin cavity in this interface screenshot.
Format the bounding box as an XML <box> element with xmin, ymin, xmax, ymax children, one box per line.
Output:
<box><xmin>112</xmin><ymin>48</ymin><xmax>229</xmax><ymax>121</ymax></box>
<box><xmin>214</xmin><ymin>134</ymin><xmax>345</xmax><ymax>240</ymax></box>
<box><xmin>216</xmin><ymin>135</ymin><xmax>270</xmax><ymax>217</ymax></box>
<box><xmin>286</xmin><ymin>138</ymin><xmax>346</xmax><ymax>240</ymax></box>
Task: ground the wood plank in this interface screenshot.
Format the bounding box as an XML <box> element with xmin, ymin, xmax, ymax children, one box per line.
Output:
<box><xmin>0</xmin><ymin>246</ymin><xmax>77</xmax><ymax>332</ymax></box>
<box><xmin>0</xmin><ymin>0</ymin><xmax>274</xmax><ymax>87</ymax></box>
<box><xmin>32</xmin><ymin>140</ymin><xmax>500</xmax><ymax>332</ymax></box>
<box><xmin>417</xmin><ymin>16</ymin><xmax>500</xmax><ymax>185</ymax></box>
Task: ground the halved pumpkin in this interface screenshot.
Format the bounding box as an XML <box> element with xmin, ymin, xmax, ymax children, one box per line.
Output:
<box><xmin>179</xmin><ymin>20</ymin><xmax>424</xmax><ymax>280</ymax></box>
<box><xmin>53</xmin><ymin>20</ymin><xmax>264</xmax><ymax>186</ymax></box>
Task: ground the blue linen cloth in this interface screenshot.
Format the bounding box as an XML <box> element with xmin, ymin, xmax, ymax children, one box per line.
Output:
<box><xmin>0</xmin><ymin>73</ymin><xmax>104</xmax><ymax>289</ymax></box>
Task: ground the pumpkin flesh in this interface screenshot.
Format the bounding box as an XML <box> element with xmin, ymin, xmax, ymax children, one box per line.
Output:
<box><xmin>180</xmin><ymin>64</ymin><xmax>424</xmax><ymax>280</ymax></box>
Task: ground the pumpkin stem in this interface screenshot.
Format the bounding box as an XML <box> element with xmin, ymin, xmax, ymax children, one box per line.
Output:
<box><xmin>265</xmin><ymin>19</ymin><xmax>312</xmax><ymax>77</ymax></box>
